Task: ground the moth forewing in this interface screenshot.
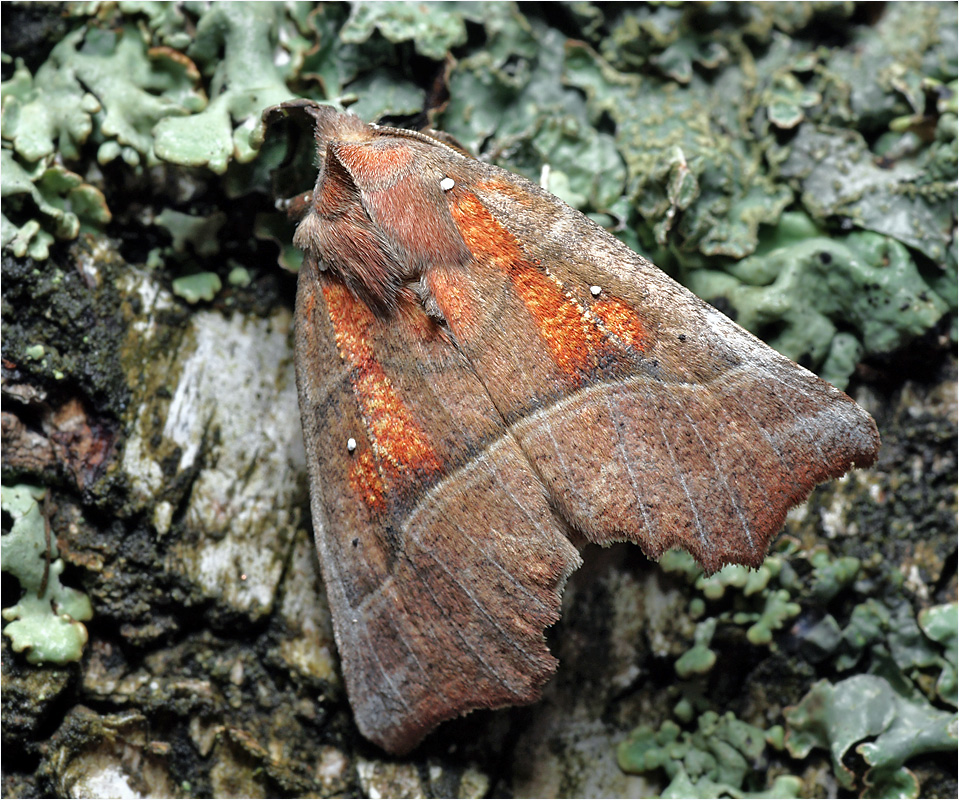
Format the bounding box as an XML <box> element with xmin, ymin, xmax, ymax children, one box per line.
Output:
<box><xmin>266</xmin><ymin>100</ymin><xmax>881</xmax><ymax>754</ymax></box>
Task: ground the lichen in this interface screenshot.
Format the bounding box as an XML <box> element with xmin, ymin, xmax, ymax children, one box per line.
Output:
<box><xmin>918</xmin><ymin>603</ymin><xmax>958</xmax><ymax>708</ymax></box>
<box><xmin>1</xmin><ymin>484</ymin><xmax>93</xmax><ymax>665</ymax></box>
<box><xmin>0</xmin><ymin>2</ymin><xmax>301</xmax><ymax>256</ymax></box>
<box><xmin>170</xmin><ymin>272</ymin><xmax>222</xmax><ymax>304</ymax></box>
<box><xmin>1</xmin><ymin>150</ymin><xmax>111</xmax><ymax>260</ymax></box>
<box><xmin>618</xmin><ymin>711</ymin><xmax>802</xmax><ymax>799</ymax></box>
<box><xmin>785</xmin><ymin>672</ymin><xmax>957</xmax><ymax>799</ymax></box>
<box><xmin>781</xmin><ymin>125</ymin><xmax>956</xmax><ymax>270</ymax></box>
<box><xmin>651</xmin><ymin>540</ymin><xmax>958</xmax><ymax>798</ymax></box>
<box><xmin>660</xmin><ymin>548</ymin><xmax>802</xmax><ymax>668</ymax></box>
<box><xmin>339</xmin><ymin>1</ymin><xmax>472</xmax><ymax>61</ymax></box>
<box><xmin>1</xmin><ymin>24</ymin><xmax>205</xmax><ymax>164</ymax></box>
<box><xmin>154</xmin><ymin>209</ymin><xmax>226</xmax><ymax>258</ymax></box>
<box><xmin>684</xmin><ymin>212</ymin><xmax>950</xmax><ymax>388</ymax></box>
<box><xmin>150</xmin><ymin>2</ymin><xmax>297</xmax><ymax>172</ymax></box>
<box><xmin>0</xmin><ymin>19</ymin><xmax>201</xmax><ymax>254</ymax></box>
<box><xmin>441</xmin><ymin>18</ymin><xmax>626</xmax><ymax>213</ymax></box>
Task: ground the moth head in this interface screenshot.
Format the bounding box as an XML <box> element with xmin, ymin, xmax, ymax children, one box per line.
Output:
<box><xmin>292</xmin><ymin>136</ymin><xmax>407</xmax><ymax>314</ymax></box>
<box><xmin>267</xmin><ymin>101</ymin><xmax>471</xmax><ymax>316</ymax></box>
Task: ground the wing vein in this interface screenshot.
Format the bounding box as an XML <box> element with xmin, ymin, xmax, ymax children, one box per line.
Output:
<box><xmin>656</xmin><ymin>415</ymin><xmax>710</xmax><ymax>554</ymax></box>
<box><xmin>404</xmin><ymin>530</ymin><xmax>544</xmax><ymax>680</ymax></box>
<box><xmin>604</xmin><ymin>391</ymin><xmax>655</xmax><ymax>538</ymax></box>
<box><xmin>681</xmin><ymin>406</ymin><xmax>754</xmax><ymax>549</ymax></box>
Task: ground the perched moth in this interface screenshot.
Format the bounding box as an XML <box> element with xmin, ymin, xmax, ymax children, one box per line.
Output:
<box><xmin>264</xmin><ymin>99</ymin><xmax>881</xmax><ymax>755</ymax></box>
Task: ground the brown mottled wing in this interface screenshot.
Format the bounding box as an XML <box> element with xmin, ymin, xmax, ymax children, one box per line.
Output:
<box><xmin>425</xmin><ymin>162</ymin><xmax>880</xmax><ymax>573</ymax></box>
<box><xmin>294</xmin><ymin>259</ymin><xmax>580</xmax><ymax>755</ymax></box>
<box><xmin>284</xmin><ymin>102</ymin><xmax>880</xmax><ymax>756</ymax></box>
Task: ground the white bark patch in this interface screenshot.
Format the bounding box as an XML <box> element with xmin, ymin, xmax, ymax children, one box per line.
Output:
<box><xmin>120</xmin><ymin>274</ymin><xmax>306</xmax><ymax>620</ymax></box>
<box><xmin>167</xmin><ymin>311</ymin><xmax>305</xmax><ymax>618</ymax></box>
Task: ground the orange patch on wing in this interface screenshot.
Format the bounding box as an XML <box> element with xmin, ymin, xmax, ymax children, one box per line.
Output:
<box><xmin>592</xmin><ymin>296</ymin><xmax>650</xmax><ymax>354</ymax></box>
<box><xmin>511</xmin><ymin>266</ymin><xmax>605</xmax><ymax>379</ymax></box>
<box><xmin>349</xmin><ymin>450</ymin><xmax>385</xmax><ymax>509</ymax></box>
<box><xmin>322</xmin><ymin>281</ymin><xmax>442</xmax><ymax>510</ymax></box>
<box><xmin>448</xmin><ymin>190</ymin><xmax>603</xmax><ymax>381</ymax></box>
<box><xmin>427</xmin><ymin>268</ymin><xmax>477</xmax><ymax>334</ymax></box>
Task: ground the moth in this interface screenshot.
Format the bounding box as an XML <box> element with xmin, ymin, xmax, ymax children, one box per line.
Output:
<box><xmin>264</xmin><ymin>99</ymin><xmax>881</xmax><ymax>755</ymax></box>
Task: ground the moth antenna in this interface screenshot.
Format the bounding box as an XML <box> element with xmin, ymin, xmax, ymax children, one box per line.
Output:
<box><xmin>370</xmin><ymin>122</ymin><xmax>472</xmax><ymax>161</ymax></box>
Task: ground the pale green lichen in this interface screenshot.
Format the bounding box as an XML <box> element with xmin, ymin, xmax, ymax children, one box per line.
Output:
<box><xmin>782</xmin><ymin>126</ymin><xmax>956</xmax><ymax>269</ymax></box>
<box><xmin>640</xmin><ymin>544</ymin><xmax>956</xmax><ymax>797</ymax></box>
<box><xmin>339</xmin><ymin>0</ymin><xmax>471</xmax><ymax>61</ymax></box>
<box><xmin>685</xmin><ymin>212</ymin><xmax>950</xmax><ymax>388</ymax></box>
<box><xmin>807</xmin><ymin>550</ymin><xmax>861</xmax><ymax>603</ymax></box>
<box><xmin>1</xmin><ymin>484</ymin><xmax>93</xmax><ymax>665</ymax></box>
<box><xmin>663</xmin><ymin>543</ymin><xmax>957</xmax><ymax>798</ymax></box>
<box><xmin>651</xmin><ymin>37</ymin><xmax>729</xmax><ymax>86</ymax></box>
<box><xmin>674</xmin><ymin>617</ymin><xmax>717</xmax><ymax>679</ymax></box>
<box><xmin>563</xmin><ymin>40</ymin><xmax>793</xmax><ymax>258</ymax></box>
<box><xmin>807</xmin><ymin>595</ymin><xmax>959</xmax><ymax>718</ymax></box>
<box><xmin>228</xmin><ymin>265</ymin><xmax>252</xmax><ymax>288</ymax></box>
<box><xmin>764</xmin><ymin>71</ymin><xmax>821</xmax><ymax>130</ymax></box>
<box><xmin>443</xmin><ymin>19</ymin><xmax>626</xmax><ymax>213</ymax></box>
<box><xmin>735</xmin><ymin>588</ymin><xmax>802</xmax><ymax>647</ymax></box>
<box><xmin>660</xmin><ymin>549</ymin><xmax>802</xmax><ymax>670</ymax></box>
<box><xmin>0</xmin><ymin>19</ymin><xmax>200</xmax><ymax>254</ymax></box>
<box><xmin>154</xmin><ymin>209</ymin><xmax>226</xmax><ymax>258</ymax></box>
<box><xmin>171</xmin><ymin>272</ymin><xmax>223</xmax><ymax>304</ymax></box>
<box><xmin>618</xmin><ymin>711</ymin><xmax>802</xmax><ymax>799</ymax></box>
<box><xmin>24</xmin><ymin>343</ymin><xmax>46</xmax><ymax>361</ymax></box>
<box><xmin>918</xmin><ymin>603</ymin><xmax>958</xmax><ymax>708</ymax></box>
<box><xmin>0</xmin><ymin>2</ymin><xmax>302</xmax><ymax>257</ymax></box>
<box><xmin>0</xmin><ymin>150</ymin><xmax>111</xmax><ymax>260</ymax></box>
<box><xmin>117</xmin><ymin>0</ymin><xmax>194</xmax><ymax>51</ymax></box>
<box><xmin>253</xmin><ymin>212</ymin><xmax>304</xmax><ymax>273</ymax></box>
<box><xmin>785</xmin><ymin>674</ymin><xmax>957</xmax><ymax>799</ymax></box>
<box><xmin>1</xmin><ymin>25</ymin><xmax>204</xmax><ymax>165</ymax></box>
<box><xmin>151</xmin><ymin>2</ymin><xmax>296</xmax><ymax>172</ymax></box>
<box><xmin>820</xmin><ymin>2</ymin><xmax>957</xmax><ymax>130</ymax></box>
